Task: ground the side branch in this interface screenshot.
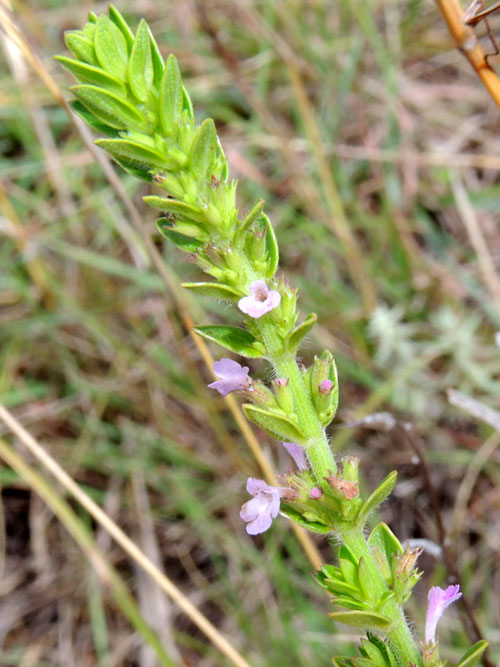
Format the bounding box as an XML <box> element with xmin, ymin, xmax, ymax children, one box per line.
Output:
<box><xmin>435</xmin><ymin>0</ymin><xmax>500</xmax><ymax>110</ymax></box>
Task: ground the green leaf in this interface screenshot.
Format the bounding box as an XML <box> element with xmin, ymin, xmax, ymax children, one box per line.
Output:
<box><xmin>55</xmin><ymin>56</ymin><xmax>126</xmax><ymax>95</ymax></box>
<box><xmin>243</xmin><ymin>404</ymin><xmax>306</xmax><ymax>441</ymax></box>
<box><xmin>147</xmin><ymin>25</ymin><xmax>165</xmax><ymax>89</ymax></box>
<box><xmin>367</xmin><ymin>523</ymin><xmax>403</xmax><ymax>572</ymax></box>
<box><xmin>94</xmin><ymin>15</ymin><xmax>128</xmax><ymax>81</ymax></box>
<box><xmin>95</xmin><ymin>138</ymin><xmax>166</xmax><ymax>169</ymax></box>
<box><xmin>65</xmin><ymin>32</ymin><xmax>97</xmax><ymax>66</ymax></box>
<box><xmin>70</xmin><ymin>101</ymin><xmax>120</xmax><ymax>137</ymax></box>
<box><xmin>189</xmin><ymin>118</ymin><xmax>217</xmax><ymax>181</ymax></box>
<box><xmin>258</xmin><ymin>212</ymin><xmax>279</xmax><ymax>277</ymax></box>
<box><xmin>159</xmin><ymin>55</ymin><xmax>184</xmax><ymax>134</ymax></box>
<box><xmin>279</xmin><ymin>505</ymin><xmax>330</xmax><ymax>534</ymax></box>
<box><xmin>108</xmin><ymin>5</ymin><xmax>134</xmax><ymax>51</ymax></box>
<box><xmin>328</xmin><ymin>611</ymin><xmax>391</xmax><ymax>630</ymax></box>
<box><xmin>194</xmin><ymin>325</ymin><xmax>265</xmax><ymax>358</ymax></box>
<box><xmin>356</xmin><ymin>472</ymin><xmax>398</xmax><ymax>526</ymax></box>
<box><xmin>128</xmin><ymin>19</ymin><xmax>153</xmax><ymax>102</ymax></box>
<box><xmin>456</xmin><ymin>641</ymin><xmax>489</xmax><ymax>667</ymax></box>
<box><xmin>156</xmin><ymin>219</ymin><xmax>203</xmax><ymax>251</ymax></box>
<box><xmin>332</xmin><ymin>658</ymin><xmax>378</xmax><ymax>667</ymax></box>
<box><xmin>358</xmin><ymin>558</ymin><xmax>376</xmax><ymax>605</ymax></box>
<box><xmin>182</xmin><ymin>282</ymin><xmax>241</xmax><ymax>301</ymax></box>
<box><xmin>113</xmin><ymin>158</ymin><xmax>153</xmax><ymax>183</ymax></box>
<box><xmin>70</xmin><ymin>85</ymin><xmax>148</xmax><ymax>131</ymax></box>
<box><xmin>285</xmin><ymin>313</ymin><xmax>317</xmax><ymax>354</ymax></box>
<box><xmin>143</xmin><ymin>196</ymin><xmax>206</xmax><ymax>223</ymax></box>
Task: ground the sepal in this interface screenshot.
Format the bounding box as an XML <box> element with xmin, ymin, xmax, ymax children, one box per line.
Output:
<box><xmin>194</xmin><ymin>325</ymin><xmax>265</xmax><ymax>358</ymax></box>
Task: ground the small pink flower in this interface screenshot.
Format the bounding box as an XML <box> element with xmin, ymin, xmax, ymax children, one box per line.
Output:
<box><xmin>208</xmin><ymin>358</ymin><xmax>250</xmax><ymax>397</ymax></box>
<box><xmin>281</xmin><ymin>442</ymin><xmax>308</xmax><ymax>471</ymax></box>
<box><xmin>240</xmin><ymin>478</ymin><xmax>287</xmax><ymax>535</ymax></box>
<box><xmin>310</xmin><ymin>487</ymin><xmax>322</xmax><ymax>499</ymax></box>
<box><xmin>238</xmin><ymin>280</ymin><xmax>281</xmax><ymax>319</ymax></box>
<box><xmin>425</xmin><ymin>585</ymin><xmax>462</xmax><ymax>644</ymax></box>
<box><xmin>319</xmin><ymin>379</ymin><xmax>334</xmax><ymax>394</ymax></box>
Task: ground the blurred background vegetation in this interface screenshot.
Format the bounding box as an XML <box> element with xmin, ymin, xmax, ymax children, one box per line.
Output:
<box><xmin>1</xmin><ymin>0</ymin><xmax>499</xmax><ymax>665</ymax></box>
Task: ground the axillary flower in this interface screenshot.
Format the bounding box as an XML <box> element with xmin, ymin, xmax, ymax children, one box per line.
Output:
<box><xmin>425</xmin><ymin>584</ymin><xmax>462</xmax><ymax>645</ymax></box>
<box><xmin>238</xmin><ymin>280</ymin><xmax>281</xmax><ymax>318</ymax></box>
<box><xmin>240</xmin><ymin>478</ymin><xmax>289</xmax><ymax>535</ymax></box>
<box><xmin>208</xmin><ymin>358</ymin><xmax>250</xmax><ymax>397</ymax></box>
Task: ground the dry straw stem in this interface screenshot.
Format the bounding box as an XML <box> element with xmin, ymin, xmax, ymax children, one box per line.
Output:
<box><xmin>435</xmin><ymin>0</ymin><xmax>500</xmax><ymax>109</ymax></box>
<box><xmin>0</xmin><ymin>4</ymin><xmax>322</xmax><ymax>570</ymax></box>
<box><xmin>0</xmin><ymin>403</ymin><xmax>252</xmax><ymax>667</ymax></box>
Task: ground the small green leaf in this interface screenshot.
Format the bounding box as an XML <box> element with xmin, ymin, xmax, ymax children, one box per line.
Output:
<box><xmin>194</xmin><ymin>325</ymin><xmax>265</xmax><ymax>358</ymax></box>
<box><xmin>182</xmin><ymin>87</ymin><xmax>194</xmax><ymax>120</ymax></box>
<box><xmin>147</xmin><ymin>25</ymin><xmax>165</xmax><ymax>88</ymax></box>
<box><xmin>328</xmin><ymin>611</ymin><xmax>391</xmax><ymax>630</ymax></box>
<box><xmin>258</xmin><ymin>212</ymin><xmax>279</xmax><ymax>277</ymax></box>
<box><xmin>285</xmin><ymin>313</ymin><xmax>317</xmax><ymax>354</ymax></box>
<box><xmin>65</xmin><ymin>32</ymin><xmax>97</xmax><ymax>66</ymax></box>
<box><xmin>357</xmin><ymin>558</ymin><xmax>376</xmax><ymax>605</ymax></box>
<box><xmin>368</xmin><ymin>523</ymin><xmax>403</xmax><ymax>565</ymax></box>
<box><xmin>159</xmin><ymin>55</ymin><xmax>184</xmax><ymax>134</ymax></box>
<box><xmin>332</xmin><ymin>658</ymin><xmax>377</xmax><ymax>667</ymax></box>
<box><xmin>280</xmin><ymin>505</ymin><xmax>330</xmax><ymax>534</ymax></box>
<box><xmin>55</xmin><ymin>56</ymin><xmax>126</xmax><ymax>94</ymax></box>
<box><xmin>143</xmin><ymin>196</ymin><xmax>206</xmax><ymax>223</ymax></box>
<box><xmin>182</xmin><ymin>282</ymin><xmax>241</xmax><ymax>301</ymax></box>
<box><xmin>95</xmin><ymin>138</ymin><xmax>165</xmax><ymax>169</ymax></box>
<box><xmin>114</xmin><ymin>158</ymin><xmax>153</xmax><ymax>183</ymax></box>
<box><xmin>94</xmin><ymin>15</ymin><xmax>128</xmax><ymax>81</ymax></box>
<box><xmin>70</xmin><ymin>101</ymin><xmax>120</xmax><ymax>137</ymax></box>
<box><xmin>456</xmin><ymin>641</ymin><xmax>489</xmax><ymax>667</ymax></box>
<box><xmin>243</xmin><ymin>404</ymin><xmax>306</xmax><ymax>441</ymax></box>
<box><xmin>356</xmin><ymin>472</ymin><xmax>398</xmax><ymax>526</ymax></box>
<box><xmin>108</xmin><ymin>5</ymin><xmax>134</xmax><ymax>51</ymax></box>
<box><xmin>70</xmin><ymin>84</ymin><xmax>148</xmax><ymax>131</ymax></box>
<box><xmin>156</xmin><ymin>220</ymin><xmax>203</xmax><ymax>251</ymax></box>
<box><xmin>128</xmin><ymin>19</ymin><xmax>153</xmax><ymax>102</ymax></box>
<box><xmin>190</xmin><ymin>118</ymin><xmax>217</xmax><ymax>181</ymax></box>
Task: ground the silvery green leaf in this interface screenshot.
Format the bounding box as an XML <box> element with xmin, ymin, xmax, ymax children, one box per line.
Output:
<box><xmin>128</xmin><ymin>19</ymin><xmax>153</xmax><ymax>102</ymax></box>
<box><xmin>159</xmin><ymin>55</ymin><xmax>184</xmax><ymax>134</ymax></box>
<box><xmin>143</xmin><ymin>196</ymin><xmax>206</xmax><ymax>223</ymax></box>
<box><xmin>356</xmin><ymin>472</ymin><xmax>398</xmax><ymax>526</ymax></box>
<box><xmin>243</xmin><ymin>404</ymin><xmax>306</xmax><ymax>441</ymax></box>
<box><xmin>65</xmin><ymin>32</ymin><xmax>97</xmax><ymax>66</ymax></box>
<box><xmin>54</xmin><ymin>56</ymin><xmax>126</xmax><ymax>95</ymax></box>
<box><xmin>456</xmin><ymin>641</ymin><xmax>489</xmax><ymax>667</ymax></box>
<box><xmin>285</xmin><ymin>313</ymin><xmax>317</xmax><ymax>354</ymax></box>
<box><xmin>189</xmin><ymin>118</ymin><xmax>217</xmax><ymax>181</ymax></box>
<box><xmin>182</xmin><ymin>282</ymin><xmax>241</xmax><ymax>301</ymax></box>
<box><xmin>156</xmin><ymin>219</ymin><xmax>203</xmax><ymax>251</ymax></box>
<box><xmin>194</xmin><ymin>325</ymin><xmax>265</xmax><ymax>358</ymax></box>
<box><xmin>328</xmin><ymin>610</ymin><xmax>391</xmax><ymax>630</ymax></box>
<box><xmin>70</xmin><ymin>85</ymin><xmax>148</xmax><ymax>131</ymax></box>
<box><xmin>108</xmin><ymin>5</ymin><xmax>134</xmax><ymax>51</ymax></box>
<box><xmin>94</xmin><ymin>15</ymin><xmax>128</xmax><ymax>81</ymax></box>
<box><xmin>95</xmin><ymin>138</ymin><xmax>166</xmax><ymax>169</ymax></box>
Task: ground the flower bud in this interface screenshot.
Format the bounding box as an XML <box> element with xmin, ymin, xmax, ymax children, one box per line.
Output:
<box><xmin>310</xmin><ymin>351</ymin><xmax>338</xmax><ymax>425</ymax></box>
<box><xmin>273</xmin><ymin>377</ymin><xmax>295</xmax><ymax>415</ymax></box>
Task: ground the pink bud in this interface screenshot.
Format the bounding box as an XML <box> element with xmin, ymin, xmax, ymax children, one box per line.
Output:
<box><xmin>310</xmin><ymin>487</ymin><xmax>322</xmax><ymax>500</ymax></box>
<box><xmin>319</xmin><ymin>379</ymin><xmax>334</xmax><ymax>394</ymax></box>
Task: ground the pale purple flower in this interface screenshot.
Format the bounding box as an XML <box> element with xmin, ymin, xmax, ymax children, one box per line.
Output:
<box><xmin>208</xmin><ymin>358</ymin><xmax>250</xmax><ymax>397</ymax></box>
<box><xmin>281</xmin><ymin>441</ymin><xmax>308</xmax><ymax>471</ymax></box>
<box><xmin>238</xmin><ymin>280</ymin><xmax>281</xmax><ymax>319</ymax></box>
<box><xmin>425</xmin><ymin>585</ymin><xmax>462</xmax><ymax>644</ymax></box>
<box><xmin>310</xmin><ymin>487</ymin><xmax>322</xmax><ymax>499</ymax></box>
<box><xmin>319</xmin><ymin>379</ymin><xmax>334</xmax><ymax>394</ymax></box>
<box><xmin>240</xmin><ymin>478</ymin><xmax>286</xmax><ymax>535</ymax></box>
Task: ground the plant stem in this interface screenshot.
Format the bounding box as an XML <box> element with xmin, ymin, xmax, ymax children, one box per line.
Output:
<box><xmin>340</xmin><ymin>526</ymin><xmax>423</xmax><ymax>666</ymax></box>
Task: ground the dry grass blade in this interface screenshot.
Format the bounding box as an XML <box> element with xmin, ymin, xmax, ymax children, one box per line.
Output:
<box><xmin>447</xmin><ymin>388</ymin><xmax>500</xmax><ymax>430</ymax></box>
<box><xmin>0</xmin><ymin>403</ymin><xmax>252</xmax><ymax>667</ymax></box>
